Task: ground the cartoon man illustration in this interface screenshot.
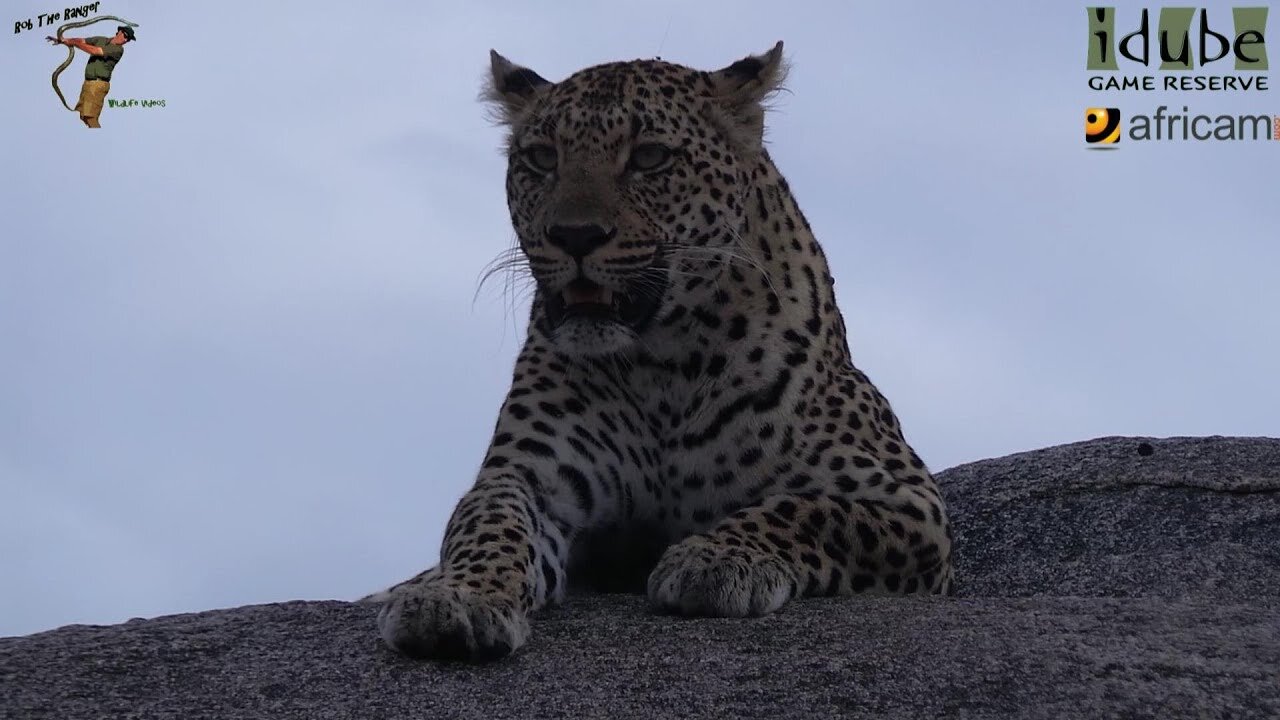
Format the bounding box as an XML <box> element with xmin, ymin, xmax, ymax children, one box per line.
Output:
<box><xmin>45</xmin><ymin>26</ymin><xmax>135</xmax><ymax>128</ymax></box>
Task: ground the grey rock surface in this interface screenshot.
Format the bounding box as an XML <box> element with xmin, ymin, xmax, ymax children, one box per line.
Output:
<box><xmin>2</xmin><ymin>436</ymin><xmax>1278</xmax><ymax>720</ymax></box>
<box><xmin>944</xmin><ymin>435</ymin><xmax>1280</xmax><ymax>598</ymax></box>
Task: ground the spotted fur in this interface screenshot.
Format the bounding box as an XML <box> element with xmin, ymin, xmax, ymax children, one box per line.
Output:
<box><xmin>372</xmin><ymin>42</ymin><xmax>953</xmax><ymax>662</ymax></box>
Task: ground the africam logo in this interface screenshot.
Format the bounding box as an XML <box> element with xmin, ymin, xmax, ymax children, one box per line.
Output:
<box><xmin>1085</xmin><ymin>106</ymin><xmax>1280</xmax><ymax>145</ymax></box>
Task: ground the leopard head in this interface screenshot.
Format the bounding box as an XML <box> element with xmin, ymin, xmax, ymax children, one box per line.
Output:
<box><xmin>484</xmin><ymin>43</ymin><xmax>787</xmax><ymax>357</ymax></box>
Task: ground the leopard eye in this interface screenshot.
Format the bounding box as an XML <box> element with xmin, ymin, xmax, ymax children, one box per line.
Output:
<box><xmin>521</xmin><ymin>145</ymin><xmax>558</xmax><ymax>173</ymax></box>
<box><xmin>629</xmin><ymin>144</ymin><xmax>673</xmax><ymax>172</ymax></box>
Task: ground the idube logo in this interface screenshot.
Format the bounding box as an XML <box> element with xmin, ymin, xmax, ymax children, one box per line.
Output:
<box><xmin>1087</xmin><ymin>6</ymin><xmax>1269</xmax><ymax>75</ymax></box>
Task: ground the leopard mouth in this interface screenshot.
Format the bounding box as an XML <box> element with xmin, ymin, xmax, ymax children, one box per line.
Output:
<box><xmin>544</xmin><ymin>278</ymin><xmax>663</xmax><ymax>330</ymax></box>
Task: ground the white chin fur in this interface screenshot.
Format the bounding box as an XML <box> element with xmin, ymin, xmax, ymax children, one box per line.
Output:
<box><xmin>552</xmin><ymin>317</ymin><xmax>639</xmax><ymax>357</ymax></box>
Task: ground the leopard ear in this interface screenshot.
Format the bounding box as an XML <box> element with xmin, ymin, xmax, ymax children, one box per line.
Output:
<box><xmin>706</xmin><ymin>42</ymin><xmax>788</xmax><ymax>147</ymax></box>
<box><xmin>484</xmin><ymin>50</ymin><xmax>551</xmax><ymax>123</ymax></box>
<box><xmin>709</xmin><ymin>41</ymin><xmax>787</xmax><ymax>103</ymax></box>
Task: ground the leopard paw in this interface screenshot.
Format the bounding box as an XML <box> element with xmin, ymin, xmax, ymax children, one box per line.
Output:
<box><xmin>377</xmin><ymin>582</ymin><xmax>529</xmax><ymax>663</ymax></box>
<box><xmin>647</xmin><ymin>536</ymin><xmax>798</xmax><ymax>617</ymax></box>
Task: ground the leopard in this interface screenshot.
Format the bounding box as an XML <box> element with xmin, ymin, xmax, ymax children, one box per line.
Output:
<box><xmin>369</xmin><ymin>41</ymin><xmax>953</xmax><ymax>663</ymax></box>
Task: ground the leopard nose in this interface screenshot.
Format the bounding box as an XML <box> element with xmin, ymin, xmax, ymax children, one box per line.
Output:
<box><xmin>546</xmin><ymin>224</ymin><xmax>616</xmax><ymax>259</ymax></box>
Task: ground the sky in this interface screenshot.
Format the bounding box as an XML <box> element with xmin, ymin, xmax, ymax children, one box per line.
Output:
<box><xmin>1</xmin><ymin>1</ymin><xmax>1277</xmax><ymax>638</ymax></box>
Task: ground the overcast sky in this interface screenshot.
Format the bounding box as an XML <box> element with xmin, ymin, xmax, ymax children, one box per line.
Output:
<box><xmin>2</xmin><ymin>1</ymin><xmax>1276</xmax><ymax>638</ymax></box>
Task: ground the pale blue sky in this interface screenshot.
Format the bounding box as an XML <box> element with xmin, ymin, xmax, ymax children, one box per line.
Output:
<box><xmin>2</xmin><ymin>1</ymin><xmax>1277</xmax><ymax>637</ymax></box>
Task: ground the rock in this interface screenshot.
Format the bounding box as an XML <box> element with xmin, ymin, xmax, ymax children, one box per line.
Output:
<box><xmin>2</xmin><ymin>436</ymin><xmax>1278</xmax><ymax>719</ymax></box>
<box><xmin>943</xmin><ymin>436</ymin><xmax>1280</xmax><ymax>598</ymax></box>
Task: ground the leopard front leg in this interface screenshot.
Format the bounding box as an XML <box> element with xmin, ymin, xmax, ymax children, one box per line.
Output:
<box><xmin>648</xmin><ymin>457</ymin><xmax>952</xmax><ymax>616</ymax></box>
<box><xmin>376</xmin><ymin>469</ymin><xmax>573</xmax><ymax>662</ymax></box>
